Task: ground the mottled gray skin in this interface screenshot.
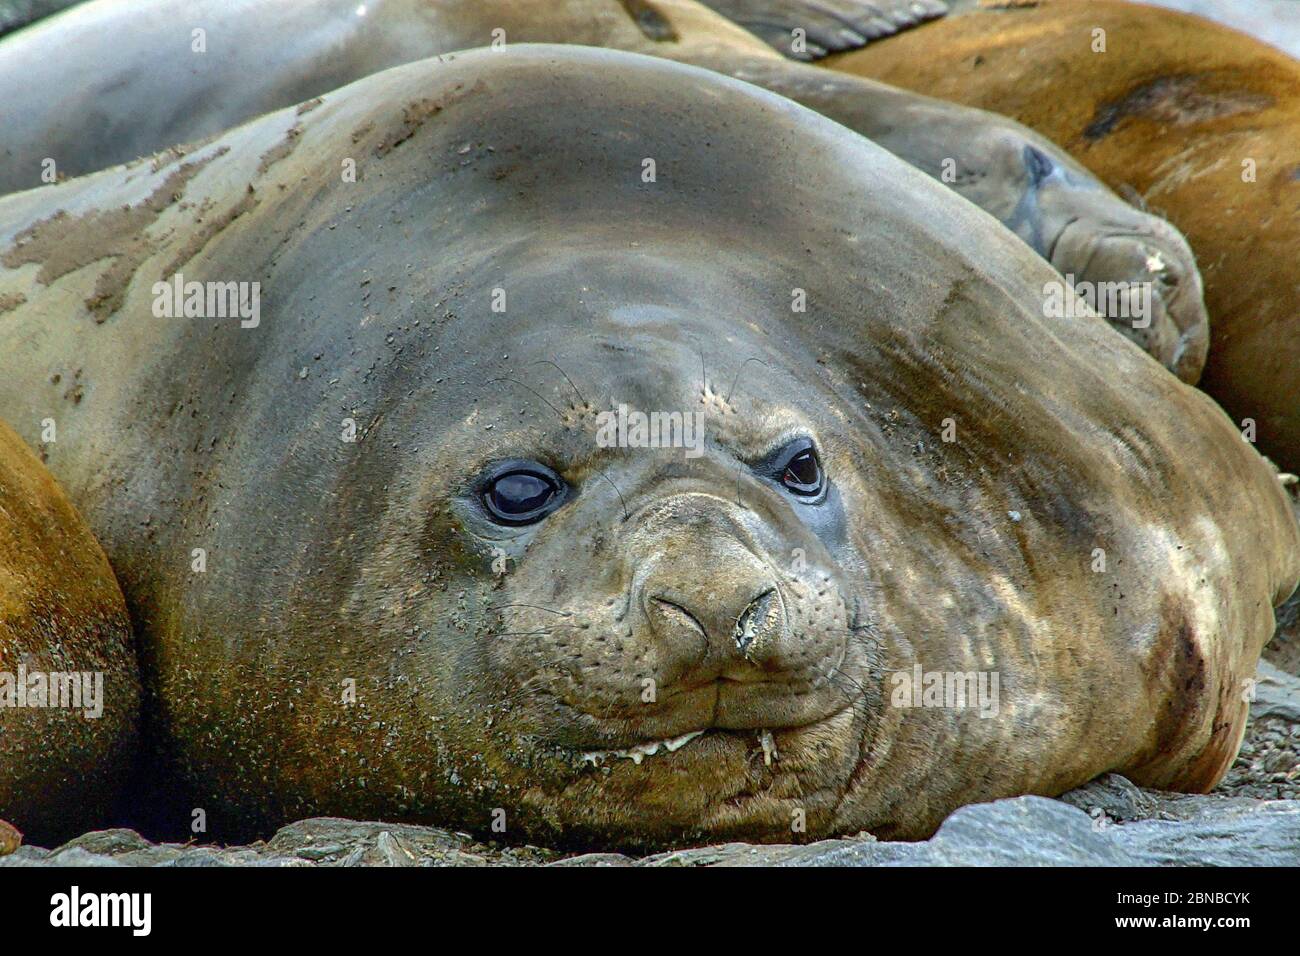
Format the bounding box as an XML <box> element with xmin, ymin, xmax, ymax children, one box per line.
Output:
<box><xmin>0</xmin><ymin>46</ymin><xmax>1295</xmax><ymax>846</ymax></box>
<box><xmin>0</xmin><ymin>0</ymin><xmax>1207</xmax><ymax>380</ymax></box>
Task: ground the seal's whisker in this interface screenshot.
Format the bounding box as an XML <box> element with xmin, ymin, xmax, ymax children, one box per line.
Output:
<box><xmin>595</xmin><ymin>467</ymin><xmax>630</xmax><ymax>522</ymax></box>
<box><xmin>725</xmin><ymin>357</ymin><xmax>771</xmax><ymax>403</ymax></box>
<box><xmin>485</xmin><ymin>604</ymin><xmax>574</xmax><ymax>617</ymax></box>
<box><xmin>529</xmin><ymin>359</ymin><xmax>589</xmax><ymax>407</ymax></box>
<box><xmin>485</xmin><ymin>377</ymin><xmax>566</xmax><ymax>420</ymax></box>
<box><xmin>822</xmin><ymin>662</ymin><xmax>873</xmax><ymax>702</ymax></box>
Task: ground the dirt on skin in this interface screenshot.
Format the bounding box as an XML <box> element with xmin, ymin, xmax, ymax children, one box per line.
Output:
<box><xmin>256</xmin><ymin>123</ymin><xmax>303</xmax><ymax>175</ymax></box>
<box><xmin>0</xmin><ymin>147</ymin><xmax>230</xmax><ymax>322</ymax></box>
<box><xmin>159</xmin><ymin>185</ymin><xmax>259</xmax><ymax>279</ymax></box>
<box><xmin>370</xmin><ymin>80</ymin><xmax>487</xmax><ymax>158</ymax></box>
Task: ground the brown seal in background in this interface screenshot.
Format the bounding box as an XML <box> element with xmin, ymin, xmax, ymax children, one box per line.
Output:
<box><xmin>0</xmin><ymin>418</ymin><xmax>140</xmax><ymax>845</ymax></box>
<box><xmin>826</xmin><ymin>0</ymin><xmax>1300</xmax><ymax>473</ymax></box>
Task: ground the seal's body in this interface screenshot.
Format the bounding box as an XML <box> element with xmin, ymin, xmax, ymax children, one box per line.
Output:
<box><xmin>1135</xmin><ymin>0</ymin><xmax>1300</xmax><ymax>62</ymax></box>
<box><xmin>0</xmin><ymin>419</ymin><xmax>139</xmax><ymax>845</ymax></box>
<box><xmin>0</xmin><ymin>0</ymin><xmax>1209</xmax><ymax>381</ymax></box>
<box><xmin>826</xmin><ymin>0</ymin><xmax>1300</xmax><ymax>472</ymax></box>
<box><xmin>0</xmin><ymin>46</ymin><xmax>1294</xmax><ymax>845</ymax></box>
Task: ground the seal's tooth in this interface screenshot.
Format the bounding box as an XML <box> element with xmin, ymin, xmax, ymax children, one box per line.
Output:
<box><xmin>582</xmin><ymin>730</ymin><xmax>706</xmax><ymax>765</ymax></box>
<box><xmin>759</xmin><ymin>729</ymin><xmax>778</xmax><ymax>766</ymax></box>
<box><xmin>663</xmin><ymin>730</ymin><xmax>705</xmax><ymax>752</ymax></box>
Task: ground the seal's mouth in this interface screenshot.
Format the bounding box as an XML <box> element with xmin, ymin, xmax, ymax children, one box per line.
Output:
<box><xmin>580</xmin><ymin>729</ymin><xmax>707</xmax><ymax>766</ymax></box>
<box><xmin>577</xmin><ymin>724</ymin><xmax>789</xmax><ymax>769</ymax></box>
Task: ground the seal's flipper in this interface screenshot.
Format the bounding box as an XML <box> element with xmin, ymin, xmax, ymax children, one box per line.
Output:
<box><xmin>696</xmin><ymin>0</ymin><xmax>947</xmax><ymax>60</ymax></box>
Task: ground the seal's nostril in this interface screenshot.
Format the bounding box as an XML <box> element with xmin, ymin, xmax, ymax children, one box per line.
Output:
<box><xmin>733</xmin><ymin>588</ymin><xmax>777</xmax><ymax>654</ymax></box>
<box><xmin>650</xmin><ymin>597</ymin><xmax>706</xmax><ymax>636</ymax></box>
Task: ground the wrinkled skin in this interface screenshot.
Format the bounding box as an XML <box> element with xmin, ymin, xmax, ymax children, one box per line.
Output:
<box><xmin>0</xmin><ymin>0</ymin><xmax>1207</xmax><ymax>381</ymax></box>
<box><xmin>0</xmin><ymin>47</ymin><xmax>1294</xmax><ymax>847</ymax></box>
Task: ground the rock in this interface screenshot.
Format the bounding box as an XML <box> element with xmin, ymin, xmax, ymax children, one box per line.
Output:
<box><xmin>791</xmin><ymin>799</ymin><xmax>1134</xmax><ymax>866</ymax></box>
<box><xmin>1060</xmin><ymin>773</ymin><xmax>1164</xmax><ymax>823</ymax></box>
<box><xmin>1252</xmin><ymin>659</ymin><xmax>1300</xmax><ymax>723</ymax></box>
<box><xmin>259</xmin><ymin>817</ymin><xmax>558</xmax><ymax>867</ymax></box>
<box><xmin>1268</xmin><ymin>588</ymin><xmax>1300</xmax><ymax>676</ymax></box>
<box><xmin>1216</xmin><ymin>660</ymin><xmax>1300</xmax><ymax>801</ymax></box>
<box><xmin>53</xmin><ymin>828</ymin><xmax>154</xmax><ymax>856</ymax></box>
<box><xmin>5</xmin><ymin>783</ymin><xmax>1298</xmax><ymax>866</ymax></box>
<box><xmin>547</xmin><ymin>853</ymin><xmax>635</xmax><ymax>867</ymax></box>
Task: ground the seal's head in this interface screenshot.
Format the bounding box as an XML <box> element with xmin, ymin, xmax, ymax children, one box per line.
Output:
<box><xmin>1047</xmin><ymin>201</ymin><xmax>1208</xmax><ymax>383</ymax></box>
<box><xmin>1012</xmin><ymin>143</ymin><xmax>1208</xmax><ymax>383</ymax></box>
<box><xmin>419</xmin><ymin>263</ymin><xmax>890</xmax><ymax>845</ymax></box>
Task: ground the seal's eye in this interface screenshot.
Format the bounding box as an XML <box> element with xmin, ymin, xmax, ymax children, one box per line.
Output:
<box><xmin>482</xmin><ymin>464</ymin><xmax>564</xmax><ymax>525</ymax></box>
<box><xmin>781</xmin><ymin>446</ymin><xmax>824</xmax><ymax>497</ymax></box>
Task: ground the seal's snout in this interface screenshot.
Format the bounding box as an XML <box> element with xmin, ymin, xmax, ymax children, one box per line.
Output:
<box><xmin>1050</xmin><ymin>216</ymin><xmax>1209</xmax><ymax>384</ymax></box>
<box><xmin>642</xmin><ymin>561</ymin><xmax>788</xmax><ymax>682</ymax></box>
<box><xmin>631</xmin><ymin>494</ymin><xmax>808</xmax><ymax>687</ymax></box>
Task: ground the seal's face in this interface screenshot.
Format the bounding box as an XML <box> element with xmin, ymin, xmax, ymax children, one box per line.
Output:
<box><xmin>1048</xmin><ymin>210</ymin><xmax>1208</xmax><ymax>383</ymax></box>
<box><xmin>408</xmin><ymin>294</ymin><xmax>885</xmax><ymax>846</ymax></box>
<box><xmin>1011</xmin><ymin>144</ymin><xmax>1208</xmax><ymax>383</ymax></box>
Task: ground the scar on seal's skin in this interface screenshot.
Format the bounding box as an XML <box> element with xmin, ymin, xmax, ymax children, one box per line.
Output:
<box><xmin>0</xmin><ymin>147</ymin><xmax>229</xmax><ymax>322</ymax></box>
<box><xmin>1083</xmin><ymin>73</ymin><xmax>1274</xmax><ymax>142</ymax></box>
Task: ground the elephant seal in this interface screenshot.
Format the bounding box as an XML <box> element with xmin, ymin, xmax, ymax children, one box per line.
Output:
<box><xmin>0</xmin><ymin>45</ymin><xmax>1295</xmax><ymax>846</ymax></box>
<box><xmin>826</xmin><ymin>0</ymin><xmax>1300</xmax><ymax>471</ymax></box>
<box><xmin>0</xmin><ymin>0</ymin><xmax>1208</xmax><ymax>382</ymax></box>
<box><xmin>0</xmin><ymin>417</ymin><xmax>139</xmax><ymax>846</ymax></box>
